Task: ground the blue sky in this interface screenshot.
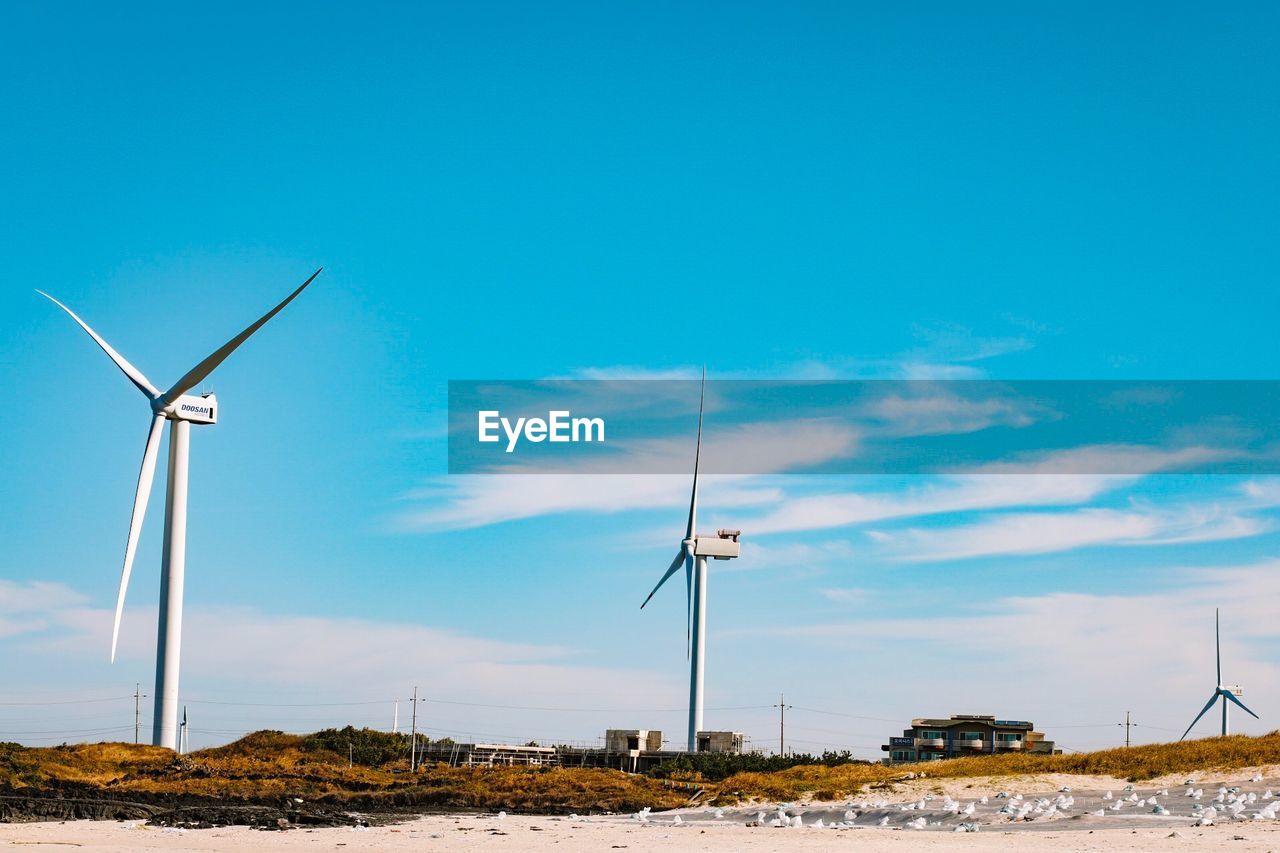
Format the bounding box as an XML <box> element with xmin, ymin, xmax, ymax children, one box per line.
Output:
<box><xmin>2</xmin><ymin>2</ymin><xmax>1278</xmax><ymax>755</ymax></box>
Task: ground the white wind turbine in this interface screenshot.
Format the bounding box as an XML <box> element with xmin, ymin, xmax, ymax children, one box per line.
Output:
<box><xmin>640</xmin><ymin>373</ymin><xmax>740</xmax><ymax>752</ymax></box>
<box><xmin>39</xmin><ymin>269</ymin><xmax>321</xmax><ymax>749</ymax></box>
<box><xmin>1180</xmin><ymin>608</ymin><xmax>1258</xmax><ymax>740</ymax></box>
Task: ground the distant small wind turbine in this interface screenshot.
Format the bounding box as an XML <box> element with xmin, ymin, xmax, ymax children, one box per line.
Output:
<box><xmin>1180</xmin><ymin>608</ymin><xmax>1258</xmax><ymax>740</ymax></box>
<box><xmin>40</xmin><ymin>270</ymin><xmax>320</xmax><ymax>750</ymax></box>
<box><xmin>639</xmin><ymin>371</ymin><xmax>741</xmax><ymax>751</ymax></box>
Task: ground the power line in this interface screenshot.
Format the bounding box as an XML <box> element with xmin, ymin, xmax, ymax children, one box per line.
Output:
<box><xmin>420</xmin><ymin>698</ymin><xmax>774</xmax><ymax>713</ymax></box>
<box><xmin>0</xmin><ymin>695</ymin><xmax>131</xmax><ymax>706</ymax></box>
<box><xmin>184</xmin><ymin>699</ymin><xmax>390</xmax><ymax>708</ymax></box>
<box><xmin>0</xmin><ymin>690</ymin><xmax>788</xmax><ymax>716</ymax></box>
<box><xmin>790</xmin><ymin>706</ymin><xmax>903</xmax><ymax>723</ymax></box>
<box><xmin>9</xmin><ymin>728</ymin><xmax>134</xmax><ymax>743</ymax></box>
<box><xmin>0</xmin><ymin>725</ymin><xmax>137</xmax><ymax>736</ymax></box>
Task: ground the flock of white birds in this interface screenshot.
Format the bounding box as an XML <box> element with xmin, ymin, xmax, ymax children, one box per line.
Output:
<box><xmin>621</xmin><ymin>772</ymin><xmax>1279</xmax><ymax>832</ymax></box>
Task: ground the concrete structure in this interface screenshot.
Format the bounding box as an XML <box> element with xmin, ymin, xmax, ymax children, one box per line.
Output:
<box><xmin>696</xmin><ymin>730</ymin><xmax>745</xmax><ymax>753</ymax></box>
<box><xmin>413</xmin><ymin>728</ymin><xmax>747</xmax><ymax>774</ymax></box>
<box><xmin>881</xmin><ymin>714</ymin><xmax>1058</xmax><ymax>764</ymax></box>
<box><xmin>605</xmin><ymin>729</ymin><xmax>664</xmax><ymax>752</ymax></box>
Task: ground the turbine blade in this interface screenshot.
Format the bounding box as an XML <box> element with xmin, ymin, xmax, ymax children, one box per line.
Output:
<box><xmin>111</xmin><ymin>413</ymin><xmax>166</xmax><ymax>662</ymax></box>
<box><xmin>37</xmin><ymin>291</ymin><xmax>159</xmax><ymax>398</ymax></box>
<box><xmin>1216</xmin><ymin>608</ymin><xmax>1221</xmax><ymax>685</ymax></box>
<box><xmin>684</xmin><ymin>369</ymin><xmax>705</xmax><ymax>541</ymax></box>
<box><xmin>1180</xmin><ymin>692</ymin><xmax>1222</xmax><ymax>741</ymax></box>
<box><xmin>1224</xmin><ymin>690</ymin><xmax>1259</xmax><ymax>720</ymax></box>
<box><xmin>161</xmin><ymin>268</ymin><xmax>321</xmax><ymax>404</ymax></box>
<box><xmin>641</xmin><ymin>548</ymin><xmax>687</xmax><ymax>609</ymax></box>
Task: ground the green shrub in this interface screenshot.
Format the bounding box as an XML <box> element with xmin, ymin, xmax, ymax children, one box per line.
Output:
<box><xmin>300</xmin><ymin>726</ymin><xmax>410</xmax><ymax>766</ymax></box>
<box><xmin>648</xmin><ymin>750</ymin><xmax>866</xmax><ymax>781</ymax></box>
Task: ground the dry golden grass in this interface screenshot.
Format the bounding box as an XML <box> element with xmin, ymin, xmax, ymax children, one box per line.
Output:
<box><xmin>5</xmin><ymin>730</ymin><xmax>1280</xmax><ymax>812</ymax></box>
<box><xmin>0</xmin><ymin>733</ymin><xmax>687</xmax><ymax>813</ymax></box>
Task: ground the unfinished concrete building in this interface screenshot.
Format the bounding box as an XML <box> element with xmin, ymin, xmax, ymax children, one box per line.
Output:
<box><xmin>605</xmin><ymin>729</ymin><xmax>664</xmax><ymax>752</ymax></box>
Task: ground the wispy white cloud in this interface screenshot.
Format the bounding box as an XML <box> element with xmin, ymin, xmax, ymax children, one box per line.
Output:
<box><xmin>906</xmin><ymin>321</ymin><xmax>1035</xmax><ymax>365</ymax></box>
<box><xmin>1243</xmin><ymin>477</ymin><xmax>1280</xmax><ymax>505</ymax></box>
<box><xmin>2</xmin><ymin>580</ymin><xmax>681</xmax><ymax>717</ymax></box>
<box><xmin>730</xmin><ymin>559</ymin><xmax>1280</xmax><ymax>743</ymax></box>
<box><xmin>568</xmin><ymin>366</ymin><xmax>703</xmax><ymax>381</ymax></box>
<box><xmin>966</xmin><ymin>443</ymin><xmax>1241</xmax><ymax>475</ymax></box>
<box><xmin>0</xmin><ymin>580</ymin><xmax>84</xmax><ymax>639</ymax></box>
<box><xmin>742</xmin><ymin>473</ymin><xmax>1128</xmax><ymax>536</ymax></box>
<box><xmin>816</xmin><ymin>587</ymin><xmax>868</xmax><ymax>604</ymax></box>
<box><xmin>569</xmin><ymin>319</ymin><xmax>1041</xmax><ymax>384</ymax></box>
<box><xmin>401</xmin><ymin>418</ymin><xmax>858</xmax><ymax>531</ymax></box>
<box><xmin>738</xmin><ymin>445</ymin><xmax>1246</xmax><ymax>538</ymax></box>
<box><xmin>398</xmin><ymin>473</ymin><xmax>780</xmax><ymax>532</ymax></box>
<box><xmin>793</xmin><ymin>321</ymin><xmax>1040</xmax><ymax>380</ymax></box>
<box><xmin>863</xmin><ymin>387</ymin><xmax>1043</xmax><ymax>436</ymax></box>
<box><xmin>864</xmin><ymin>477</ymin><xmax>1280</xmax><ymax>562</ymax></box>
<box><xmin>729</xmin><ymin>539</ymin><xmax>859</xmax><ymax>575</ymax></box>
<box><xmin>0</xmin><ymin>580</ymin><xmax>86</xmax><ymax>613</ymax></box>
<box><xmin>878</xmin><ymin>505</ymin><xmax>1271</xmax><ymax>562</ymax></box>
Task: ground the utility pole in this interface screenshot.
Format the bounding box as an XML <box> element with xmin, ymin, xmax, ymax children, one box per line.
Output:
<box><xmin>773</xmin><ymin>693</ymin><xmax>792</xmax><ymax>756</ymax></box>
<box><xmin>133</xmin><ymin>683</ymin><xmax>147</xmax><ymax>744</ymax></box>
<box><xmin>409</xmin><ymin>687</ymin><xmax>419</xmax><ymax>772</ymax></box>
<box><xmin>1119</xmin><ymin>711</ymin><xmax>1135</xmax><ymax>748</ymax></box>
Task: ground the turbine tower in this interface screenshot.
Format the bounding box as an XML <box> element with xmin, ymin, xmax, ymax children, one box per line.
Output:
<box><xmin>1180</xmin><ymin>607</ymin><xmax>1259</xmax><ymax>740</ymax></box>
<box><xmin>640</xmin><ymin>372</ymin><xmax>741</xmax><ymax>752</ymax></box>
<box><xmin>40</xmin><ymin>269</ymin><xmax>320</xmax><ymax>749</ymax></box>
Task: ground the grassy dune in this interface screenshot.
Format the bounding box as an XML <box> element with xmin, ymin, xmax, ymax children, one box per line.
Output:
<box><xmin>4</xmin><ymin>729</ymin><xmax>1280</xmax><ymax>815</ymax></box>
<box><xmin>715</xmin><ymin>732</ymin><xmax>1280</xmax><ymax>802</ymax></box>
<box><xmin>0</xmin><ymin>731</ymin><xmax>687</xmax><ymax>814</ymax></box>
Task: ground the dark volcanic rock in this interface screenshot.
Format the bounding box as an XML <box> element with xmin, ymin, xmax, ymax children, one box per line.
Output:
<box><xmin>0</xmin><ymin>788</ymin><xmax>368</xmax><ymax>830</ymax></box>
<box><xmin>0</xmin><ymin>794</ymin><xmax>160</xmax><ymax>823</ymax></box>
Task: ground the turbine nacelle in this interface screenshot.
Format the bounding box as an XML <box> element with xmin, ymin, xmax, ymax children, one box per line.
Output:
<box><xmin>693</xmin><ymin>532</ymin><xmax>741</xmax><ymax>560</ymax></box>
<box><xmin>156</xmin><ymin>393</ymin><xmax>218</xmax><ymax>425</ymax></box>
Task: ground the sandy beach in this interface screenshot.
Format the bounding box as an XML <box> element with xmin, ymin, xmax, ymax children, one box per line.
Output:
<box><xmin>3</xmin><ymin>813</ymin><xmax>1279</xmax><ymax>852</ymax></box>
<box><xmin>8</xmin><ymin>767</ymin><xmax>1280</xmax><ymax>851</ymax></box>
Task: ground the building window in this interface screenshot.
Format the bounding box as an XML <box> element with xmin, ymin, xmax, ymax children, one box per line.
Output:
<box><xmin>921</xmin><ymin>752</ymin><xmax>945</xmax><ymax>761</ymax></box>
<box><xmin>919</xmin><ymin>730</ymin><xmax>946</xmax><ymax>740</ymax></box>
<box><xmin>890</xmin><ymin>750</ymin><xmax>915</xmax><ymax>761</ymax></box>
<box><xmin>995</xmin><ymin>732</ymin><xmax>1021</xmax><ymax>742</ymax></box>
<box><xmin>958</xmin><ymin>731</ymin><xmax>982</xmax><ymax>741</ymax></box>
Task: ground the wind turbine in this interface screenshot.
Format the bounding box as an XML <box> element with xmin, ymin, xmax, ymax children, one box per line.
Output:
<box><xmin>39</xmin><ymin>269</ymin><xmax>320</xmax><ymax>750</ymax></box>
<box><xmin>640</xmin><ymin>372</ymin><xmax>741</xmax><ymax>752</ymax></box>
<box><xmin>1180</xmin><ymin>608</ymin><xmax>1258</xmax><ymax>740</ymax></box>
